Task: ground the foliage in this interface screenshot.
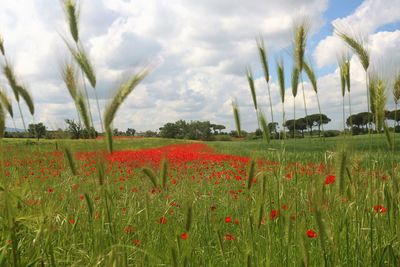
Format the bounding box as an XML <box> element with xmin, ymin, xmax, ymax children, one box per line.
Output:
<box><xmin>28</xmin><ymin>122</ymin><xmax>47</xmax><ymax>140</ymax></box>
<box><xmin>159</xmin><ymin>120</ymin><xmax>213</xmax><ymax>140</ymax></box>
<box><xmin>65</xmin><ymin>119</ymin><xmax>97</xmax><ymax>139</ymax></box>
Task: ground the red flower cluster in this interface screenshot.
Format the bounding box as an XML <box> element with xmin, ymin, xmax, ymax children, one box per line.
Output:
<box><xmin>373</xmin><ymin>205</ymin><xmax>387</xmax><ymax>213</ymax></box>
<box><xmin>324</xmin><ymin>175</ymin><xmax>336</xmax><ymax>185</ymax></box>
<box><xmin>306</xmin><ymin>229</ymin><xmax>317</xmax><ymax>238</ymax></box>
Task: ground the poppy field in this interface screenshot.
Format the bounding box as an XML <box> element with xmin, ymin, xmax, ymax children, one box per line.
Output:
<box><xmin>0</xmin><ymin>136</ymin><xmax>399</xmax><ymax>266</ymax></box>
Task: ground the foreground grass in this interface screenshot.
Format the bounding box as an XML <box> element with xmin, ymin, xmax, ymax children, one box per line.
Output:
<box><xmin>0</xmin><ymin>136</ymin><xmax>399</xmax><ymax>266</ymax></box>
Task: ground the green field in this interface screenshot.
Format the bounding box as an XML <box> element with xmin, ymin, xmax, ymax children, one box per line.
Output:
<box><xmin>0</xmin><ymin>135</ymin><xmax>399</xmax><ymax>266</ymax></box>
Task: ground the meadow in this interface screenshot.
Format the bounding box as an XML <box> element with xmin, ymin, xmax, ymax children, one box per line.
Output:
<box><xmin>0</xmin><ymin>135</ymin><xmax>399</xmax><ymax>266</ymax></box>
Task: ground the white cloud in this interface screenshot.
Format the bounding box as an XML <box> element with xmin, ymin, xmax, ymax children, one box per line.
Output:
<box><xmin>5</xmin><ymin>0</ymin><xmax>398</xmax><ymax>134</ymax></box>
<box><xmin>314</xmin><ymin>0</ymin><xmax>400</xmax><ymax>68</ymax></box>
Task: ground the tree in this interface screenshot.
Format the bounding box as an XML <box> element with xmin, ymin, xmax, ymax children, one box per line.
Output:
<box><xmin>268</xmin><ymin>122</ymin><xmax>278</xmax><ymax>134</ymax></box>
<box><xmin>213</xmin><ymin>124</ymin><xmax>226</xmax><ymax>134</ymax></box>
<box><xmin>126</xmin><ymin>128</ymin><xmax>136</xmax><ymax>136</ymax></box>
<box><xmin>284</xmin><ymin>119</ymin><xmax>296</xmax><ymax>138</ymax></box>
<box><xmin>65</xmin><ymin>119</ymin><xmax>97</xmax><ymax>139</ymax></box>
<box><xmin>28</xmin><ymin>122</ymin><xmax>46</xmax><ymax>140</ymax></box>
<box><xmin>65</xmin><ymin>119</ymin><xmax>82</xmax><ymax>139</ymax></box>
<box><xmin>159</xmin><ymin>122</ymin><xmax>180</xmax><ymax>138</ymax></box>
<box><xmin>295</xmin><ymin>118</ymin><xmax>307</xmax><ymax>137</ymax></box>
<box><xmin>186</xmin><ymin>121</ymin><xmax>212</xmax><ymax>140</ymax></box>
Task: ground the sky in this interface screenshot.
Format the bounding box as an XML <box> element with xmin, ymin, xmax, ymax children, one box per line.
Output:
<box><xmin>0</xmin><ymin>0</ymin><xmax>399</xmax><ymax>132</ymax></box>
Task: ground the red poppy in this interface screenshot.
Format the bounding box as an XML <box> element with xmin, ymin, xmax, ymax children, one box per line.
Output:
<box><xmin>159</xmin><ymin>217</ymin><xmax>167</xmax><ymax>224</ymax></box>
<box><xmin>123</xmin><ymin>225</ymin><xmax>135</xmax><ymax>234</ymax></box>
<box><xmin>269</xmin><ymin>210</ymin><xmax>279</xmax><ymax>220</ymax></box>
<box><xmin>69</xmin><ymin>218</ymin><xmax>75</xmax><ymax>225</ymax></box>
<box><xmin>324</xmin><ymin>175</ymin><xmax>335</xmax><ymax>185</ymax></box>
<box><xmin>373</xmin><ymin>205</ymin><xmax>387</xmax><ymax>213</ymax></box>
<box><xmin>224</xmin><ymin>233</ymin><xmax>235</xmax><ymax>241</ymax></box>
<box><xmin>234</xmin><ymin>219</ymin><xmax>239</xmax><ymax>225</ymax></box>
<box><xmin>306</xmin><ymin>229</ymin><xmax>317</xmax><ymax>238</ymax></box>
<box><xmin>47</xmin><ymin>187</ymin><xmax>54</xmax><ymax>193</ymax></box>
<box><xmin>180</xmin><ymin>232</ymin><xmax>188</xmax><ymax>240</ymax></box>
<box><xmin>133</xmin><ymin>239</ymin><xmax>141</xmax><ymax>246</ymax></box>
<box><xmin>225</xmin><ymin>216</ymin><xmax>232</xmax><ymax>223</ymax></box>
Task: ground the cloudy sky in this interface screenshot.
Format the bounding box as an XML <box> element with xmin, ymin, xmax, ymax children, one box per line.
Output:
<box><xmin>0</xmin><ymin>0</ymin><xmax>399</xmax><ymax>132</ymax></box>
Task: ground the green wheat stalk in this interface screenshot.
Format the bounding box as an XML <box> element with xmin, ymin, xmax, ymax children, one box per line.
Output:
<box><xmin>63</xmin><ymin>0</ymin><xmax>80</xmax><ymax>43</ymax></box>
<box><xmin>232</xmin><ymin>98</ymin><xmax>241</xmax><ymax>137</ymax></box>
<box><xmin>291</xmin><ymin>67</ymin><xmax>299</xmax><ymax>139</ymax></box>
<box><xmin>258</xmin><ymin>109</ymin><xmax>270</xmax><ymax>143</ymax></box>
<box><xmin>0</xmin><ymin>34</ymin><xmax>4</xmax><ymax>56</ymax></box>
<box><xmin>303</xmin><ymin>60</ymin><xmax>325</xmax><ymax>137</ymax></box>
<box><xmin>64</xmin><ymin>146</ymin><xmax>77</xmax><ymax>175</ymax></box>
<box><xmin>336</xmin><ymin>29</ymin><xmax>370</xmax><ymax>131</ymax></box>
<box><xmin>256</xmin><ymin>35</ymin><xmax>274</xmax><ymax>123</ymax></box>
<box><xmin>104</xmin><ymin>68</ymin><xmax>149</xmax><ymax>152</ymax></box>
<box><xmin>0</xmin><ymin>90</ymin><xmax>13</xmax><ymax>118</ymax></box>
<box><xmin>246</xmin><ymin>66</ymin><xmax>260</xmax><ymax>130</ymax></box>
<box><xmin>339</xmin><ymin>55</ymin><xmax>347</xmax><ymax>132</ymax></box>
<box><xmin>277</xmin><ymin>59</ymin><xmax>286</xmax><ymax>139</ymax></box>
<box><xmin>293</xmin><ymin>20</ymin><xmax>310</xmax><ymax>129</ymax></box>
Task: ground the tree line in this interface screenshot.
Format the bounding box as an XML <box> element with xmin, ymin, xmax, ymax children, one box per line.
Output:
<box><xmin>346</xmin><ymin>110</ymin><xmax>400</xmax><ymax>134</ymax></box>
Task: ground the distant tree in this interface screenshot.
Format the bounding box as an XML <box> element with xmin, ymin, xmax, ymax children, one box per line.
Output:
<box><xmin>295</xmin><ymin>118</ymin><xmax>307</xmax><ymax>137</ymax></box>
<box><xmin>65</xmin><ymin>119</ymin><xmax>82</xmax><ymax>139</ymax></box>
<box><xmin>186</xmin><ymin>121</ymin><xmax>212</xmax><ymax>140</ymax></box>
<box><xmin>144</xmin><ymin>130</ymin><xmax>157</xmax><ymax>137</ymax></box>
<box><xmin>214</xmin><ymin>124</ymin><xmax>226</xmax><ymax>134</ymax></box>
<box><xmin>126</xmin><ymin>128</ymin><xmax>136</xmax><ymax>136</ymax></box>
<box><xmin>346</xmin><ymin>112</ymin><xmax>374</xmax><ymax>134</ymax></box>
<box><xmin>284</xmin><ymin>119</ymin><xmax>296</xmax><ymax>138</ymax></box>
<box><xmin>305</xmin><ymin>113</ymin><xmax>331</xmax><ymax>136</ymax></box>
<box><xmin>387</xmin><ymin>110</ymin><xmax>400</xmax><ymax>126</ymax></box>
<box><xmin>28</xmin><ymin>122</ymin><xmax>47</xmax><ymax>140</ymax></box>
<box><xmin>65</xmin><ymin>119</ymin><xmax>97</xmax><ymax>139</ymax></box>
<box><xmin>159</xmin><ymin>122</ymin><xmax>180</xmax><ymax>138</ymax></box>
<box><xmin>268</xmin><ymin>122</ymin><xmax>278</xmax><ymax>134</ymax></box>
<box><xmin>255</xmin><ymin>128</ymin><xmax>263</xmax><ymax>137</ymax></box>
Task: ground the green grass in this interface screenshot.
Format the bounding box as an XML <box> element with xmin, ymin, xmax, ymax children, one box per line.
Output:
<box><xmin>0</xmin><ymin>136</ymin><xmax>399</xmax><ymax>266</ymax></box>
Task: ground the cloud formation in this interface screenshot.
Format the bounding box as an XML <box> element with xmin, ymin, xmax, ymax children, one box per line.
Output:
<box><xmin>0</xmin><ymin>0</ymin><xmax>398</xmax><ymax>133</ymax></box>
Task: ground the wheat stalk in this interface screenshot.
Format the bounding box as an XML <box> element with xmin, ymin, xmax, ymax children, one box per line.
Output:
<box><xmin>63</xmin><ymin>0</ymin><xmax>80</xmax><ymax>43</ymax></box>
<box><xmin>303</xmin><ymin>61</ymin><xmax>316</xmax><ymax>93</ymax></box>
<box><xmin>0</xmin><ymin>105</ymin><xmax>4</xmax><ymax>138</ymax></box>
<box><xmin>293</xmin><ymin>20</ymin><xmax>309</xmax><ymax>72</ymax></box>
<box><xmin>336</xmin><ymin>30</ymin><xmax>369</xmax><ymax>72</ymax></box>
<box><xmin>61</xmin><ymin>63</ymin><xmax>78</xmax><ymax>101</ymax></box>
<box><xmin>0</xmin><ymin>34</ymin><xmax>4</xmax><ymax>56</ymax></box>
<box><xmin>67</xmin><ymin>43</ymin><xmax>96</xmax><ymax>88</ymax></box>
<box><xmin>277</xmin><ymin>59</ymin><xmax>286</xmax><ymax>138</ymax></box>
<box><xmin>338</xmin><ymin>56</ymin><xmax>347</xmax><ymax>131</ymax></box>
<box><xmin>394</xmin><ymin>72</ymin><xmax>400</xmax><ymax>105</ymax></box>
<box><xmin>64</xmin><ymin>146</ymin><xmax>77</xmax><ymax>175</ymax></box>
<box><xmin>369</xmin><ymin>74</ymin><xmax>386</xmax><ymax>132</ymax></box>
<box><xmin>303</xmin><ymin>61</ymin><xmax>325</xmax><ymax>137</ymax></box>
<box><xmin>277</xmin><ymin>60</ymin><xmax>285</xmax><ymax>103</ymax></box>
<box><xmin>16</xmin><ymin>85</ymin><xmax>34</xmax><ymax>116</ymax></box>
<box><xmin>291</xmin><ymin>67</ymin><xmax>299</xmax><ymax>98</ymax></box>
<box><xmin>257</xmin><ymin>35</ymin><xmax>274</xmax><ymax>123</ymax></box>
<box><xmin>336</xmin><ymin>28</ymin><xmax>371</xmax><ymax>133</ymax></box>
<box><xmin>0</xmin><ymin>90</ymin><xmax>13</xmax><ymax>118</ymax></box>
<box><xmin>258</xmin><ymin>109</ymin><xmax>270</xmax><ymax>143</ymax></box>
<box><xmin>104</xmin><ymin>68</ymin><xmax>149</xmax><ymax>130</ymax></box>
<box><xmin>142</xmin><ymin>167</ymin><xmax>158</xmax><ymax>187</ymax></box>
<box><xmin>3</xmin><ymin>63</ymin><xmax>19</xmax><ymax>101</ymax></box>
<box><xmin>76</xmin><ymin>92</ymin><xmax>91</xmax><ymax>130</ymax></box>
<box><xmin>231</xmin><ymin>98</ymin><xmax>241</xmax><ymax>136</ymax></box>
<box><xmin>246</xmin><ymin>66</ymin><xmax>258</xmax><ymax>111</ymax></box>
